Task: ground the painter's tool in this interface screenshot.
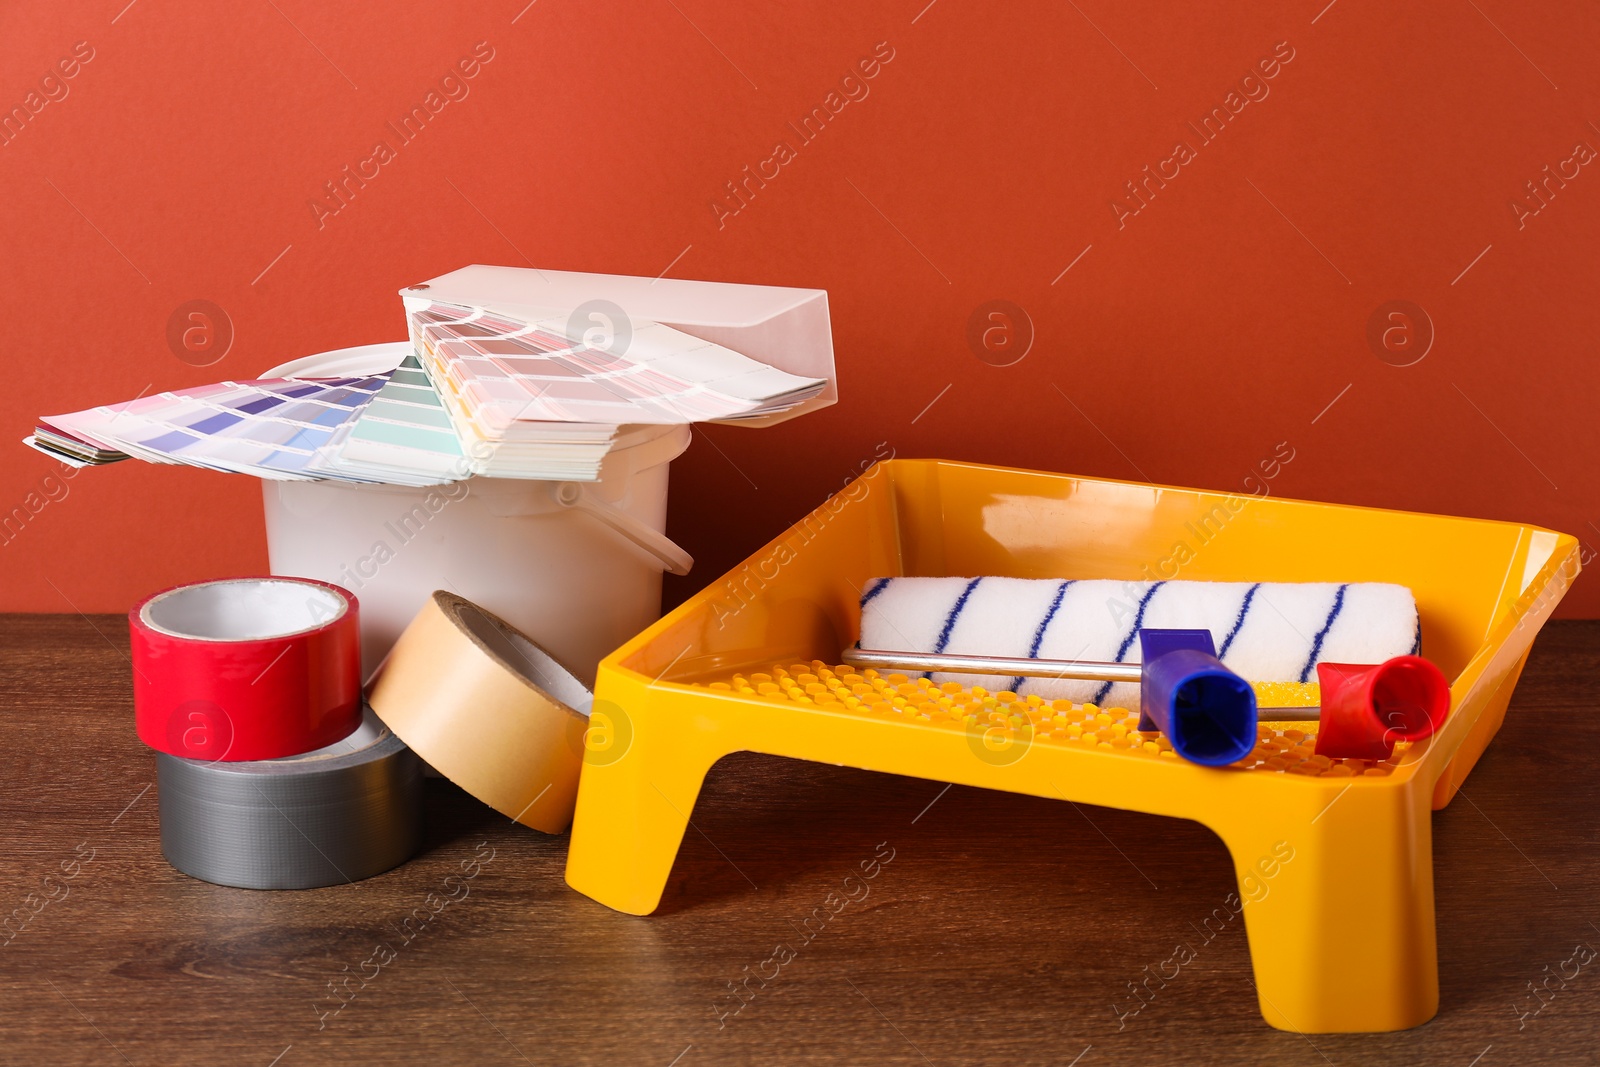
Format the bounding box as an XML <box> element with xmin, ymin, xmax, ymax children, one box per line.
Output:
<box><xmin>130</xmin><ymin>577</ymin><xmax>363</xmax><ymax>762</ymax></box>
<box><xmin>857</xmin><ymin>576</ymin><xmax>1420</xmax><ymax>713</ymax></box>
<box><xmin>365</xmin><ymin>591</ymin><xmax>594</xmax><ymax>833</ymax></box>
<box><xmin>842</xmin><ymin>635</ymin><xmax>1451</xmax><ymax>763</ymax></box>
<box><xmin>156</xmin><ymin>707</ymin><xmax>422</xmax><ymax>890</ymax></box>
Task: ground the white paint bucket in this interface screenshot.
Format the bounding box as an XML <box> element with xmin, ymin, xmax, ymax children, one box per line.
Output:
<box><xmin>260</xmin><ymin>342</ymin><xmax>692</xmax><ymax>681</ymax></box>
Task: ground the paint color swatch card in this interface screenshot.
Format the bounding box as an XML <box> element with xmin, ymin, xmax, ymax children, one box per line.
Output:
<box><xmin>24</xmin><ymin>424</ymin><xmax>129</xmax><ymax>467</ymax></box>
<box><xmin>395</xmin><ymin>276</ymin><xmax>826</xmax><ymax>481</ymax></box>
<box><xmin>26</xmin><ymin>268</ymin><xmax>837</xmax><ymax>487</ymax></box>
<box><xmin>326</xmin><ymin>353</ymin><xmax>470</xmax><ymax>486</ymax></box>
<box><xmin>405</xmin><ymin>264</ymin><xmax>839</xmax><ymax>427</ymax></box>
<box><xmin>459</xmin><ymin>420</ymin><xmax>620</xmax><ymax>482</ymax></box>
<box><xmin>396</xmin><ymin>266</ymin><xmax>827</xmax><ymax>480</ymax></box>
<box><xmin>40</xmin><ymin>376</ymin><xmax>389</xmax><ymax>481</ymax></box>
<box><xmin>403</xmin><ymin>297</ymin><xmax>825</xmax><ymax>431</ymax></box>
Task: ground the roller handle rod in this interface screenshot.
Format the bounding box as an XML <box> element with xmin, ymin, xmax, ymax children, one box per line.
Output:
<box><xmin>843</xmin><ymin>645</ymin><xmax>1139</xmax><ymax>682</ymax></box>
<box><xmin>841</xmin><ymin>646</ymin><xmax>1322</xmax><ymax>722</ymax></box>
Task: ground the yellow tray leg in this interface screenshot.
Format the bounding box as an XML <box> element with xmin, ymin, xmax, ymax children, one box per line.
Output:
<box><xmin>566</xmin><ymin>697</ymin><xmax>727</xmax><ymax>916</ymax></box>
<box><xmin>1221</xmin><ymin>779</ymin><xmax>1439</xmax><ymax>1032</ymax></box>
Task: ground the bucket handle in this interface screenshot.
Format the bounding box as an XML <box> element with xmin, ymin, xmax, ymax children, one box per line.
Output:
<box><xmin>553</xmin><ymin>482</ymin><xmax>694</xmax><ymax>576</ymax></box>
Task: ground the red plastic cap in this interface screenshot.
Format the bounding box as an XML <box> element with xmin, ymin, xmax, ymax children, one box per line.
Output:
<box><xmin>1313</xmin><ymin>656</ymin><xmax>1451</xmax><ymax>761</ymax></box>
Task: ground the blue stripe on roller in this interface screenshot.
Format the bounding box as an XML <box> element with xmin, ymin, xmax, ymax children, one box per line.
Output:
<box><xmin>929</xmin><ymin>577</ymin><xmax>983</xmax><ymax>681</ymax></box>
<box><xmin>1012</xmin><ymin>580</ymin><xmax>1074</xmax><ymax>692</ymax></box>
<box><xmin>1410</xmin><ymin>617</ymin><xmax>1421</xmax><ymax>655</ymax></box>
<box><xmin>1093</xmin><ymin>581</ymin><xmax>1167</xmax><ymax>705</ymax></box>
<box><xmin>1298</xmin><ymin>583</ymin><xmax>1350</xmax><ymax>683</ymax></box>
<box><xmin>859</xmin><ymin>577</ymin><xmax>891</xmax><ymax>608</ymax></box>
<box><xmin>935</xmin><ymin>578</ymin><xmax>983</xmax><ymax>653</ymax></box>
<box><xmin>1217</xmin><ymin>582</ymin><xmax>1261</xmax><ymax>661</ymax></box>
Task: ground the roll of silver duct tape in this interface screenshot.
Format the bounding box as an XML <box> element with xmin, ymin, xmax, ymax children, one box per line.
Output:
<box><xmin>156</xmin><ymin>709</ymin><xmax>423</xmax><ymax>890</ymax></box>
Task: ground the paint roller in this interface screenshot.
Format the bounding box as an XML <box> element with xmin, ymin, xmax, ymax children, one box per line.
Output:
<box><xmin>843</xmin><ymin>578</ymin><xmax>1450</xmax><ymax>766</ymax></box>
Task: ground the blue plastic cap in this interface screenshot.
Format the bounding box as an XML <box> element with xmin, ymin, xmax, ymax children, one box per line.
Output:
<box><xmin>1136</xmin><ymin>629</ymin><xmax>1216</xmax><ymax>732</ymax></box>
<box><xmin>1138</xmin><ymin>629</ymin><xmax>1257</xmax><ymax>767</ymax></box>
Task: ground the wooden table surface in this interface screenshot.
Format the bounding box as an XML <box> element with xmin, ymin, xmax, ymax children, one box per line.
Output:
<box><xmin>2</xmin><ymin>614</ymin><xmax>1597</xmax><ymax>1066</ymax></box>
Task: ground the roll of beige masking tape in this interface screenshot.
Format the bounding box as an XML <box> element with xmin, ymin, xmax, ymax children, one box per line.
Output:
<box><xmin>366</xmin><ymin>591</ymin><xmax>592</xmax><ymax>833</ymax></box>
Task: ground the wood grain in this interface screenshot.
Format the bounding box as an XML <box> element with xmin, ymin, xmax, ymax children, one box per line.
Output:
<box><xmin>1</xmin><ymin>614</ymin><xmax>1596</xmax><ymax>1066</ymax></box>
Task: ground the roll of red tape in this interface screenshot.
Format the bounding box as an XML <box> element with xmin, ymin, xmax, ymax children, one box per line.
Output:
<box><xmin>131</xmin><ymin>577</ymin><xmax>362</xmax><ymax>761</ymax></box>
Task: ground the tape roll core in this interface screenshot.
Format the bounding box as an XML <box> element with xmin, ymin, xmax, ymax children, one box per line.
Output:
<box><xmin>366</xmin><ymin>591</ymin><xmax>591</xmax><ymax>833</ymax></box>
<box><xmin>140</xmin><ymin>579</ymin><xmax>348</xmax><ymax>641</ymax></box>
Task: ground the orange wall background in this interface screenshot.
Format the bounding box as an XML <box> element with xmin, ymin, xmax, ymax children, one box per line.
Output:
<box><xmin>3</xmin><ymin>0</ymin><xmax>1598</xmax><ymax>616</ymax></box>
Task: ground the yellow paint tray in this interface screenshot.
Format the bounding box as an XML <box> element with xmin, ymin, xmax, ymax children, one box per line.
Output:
<box><xmin>565</xmin><ymin>458</ymin><xmax>1579</xmax><ymax>1033</ymax></box>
